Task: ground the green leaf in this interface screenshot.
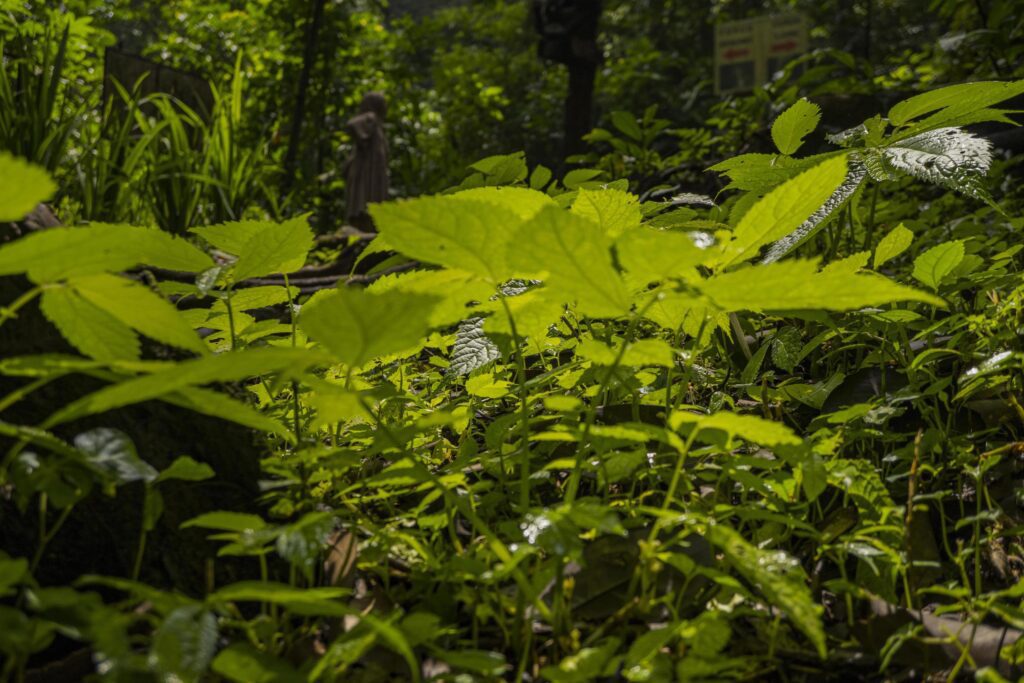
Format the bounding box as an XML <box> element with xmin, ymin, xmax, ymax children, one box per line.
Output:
<box><xmin>700</xmin><ymin>259</ymin><xmax>945</xmax><ymax>312</ymax></box>
<box><xmin>211</xmin><ymin>644</ymin><xmax>302</xmax><ymax>683</ymax></box>
<box><xmin>571</xmin><ymin>188</ymin><xmax>642</xmax><ymax>238</ymax></box>
<box><xmin>720</xmin><ymin>155</ymin><xmax>848</xmax><ymax>267</ymax></box>
<box><xmin>771</xmin><ymin>98</ymin><xmax>821</xmax><ymax>156</ymax></box>
<box><xmin>69</xmin><ymin>274</ymin><xmax>206</xmax><ymax>354</ymax></box>
<box><xmin>576</xmin><ymin>338</ymin><xmax>674</xmax><ymax>368</ymax></box>
<box><xmin>150</xmin><ymin>606</ymin><xmax>218</xmax><ymax>683</ymax></box>
<box><xmin>231</xmin><ymin>215</ymin><xmax>313</xmax><ymax>280</ymax></box>
<box><xmin>670</xmin><ymin>411</ymin><xmax>801</xmax><ymax>447</ymax></box>
<box><xmin>465</xmin><ymin>373</ymin><xmax>513</xmax><ymax>399</ymax></box>
<box><xmin>212</xmin><ymin>286</ymin><xmax>295</xmax><ymax>313</ymax></box>
<box><xmin>610</xmin><ymin>110</ymin><xmax>643</xmax><ymax>140</ymax></box>
<box><xmin>873</xmin><ymin>224</ymin><xmax>914</xmax><ymax>268</ymax></box>
<box><xmin>912</xmin><ymin>240</ymin><xmax>965</xmax><ymax>290</ymax></box>
<box><xmin>615</xmin><ymin>227</ymin><xmax>705</xmax><ymax>282</ymax></box>
<box><xmin>169</xmin><ymin>387</ymin><xmax>294</xmax><ymax>441</ymax></box>
<box><xmin>210</xmin><ymin>581</ymin><xmax>349</xmax><ymax>615</ymax></box>
<box><xmin>707</xmin><ymin>524</ymin><xmax>826</xmax><ymax>658</ymax></box>
<box><xmin>47</xmin><ymin>348</ymin><xmax>319</xmax><ymax>427</ymax></box>
<box><xmin>507</xmin><ymin>206</ymin><xmax>632</xmax><ymax>318</ymax></box>
<box><xmin>191</xmin><ymin>221</ymin><xmax>274</xmax><ymax>255</ymax></box>
<box><xmin>157</xmin><ymin>456</ymin><xmax>215</xmax><ymax>483</ymax></box>
<box><xmin>299</xmin><ymin>287</ymin><xmax>440</xmax><ymax>368</ymax></box>
<box><xmin>0</xmin><ymin>225</ymin><xmax>214</xmax><ymax>283</ymax></box>
<box><xmin>889</xmin><ymin>80</ymin><xmax>1024</xmax><ymax>130</ymax></box>
<box><xmin>39</xmin><ymin>286</ymin><xmax>141</xmax><ymax>361</ymax></box>
<box><xmin>182</xmin><ymin>511</ymin><xmax>267</xmax><ymax>532</ymax></box>
<box><xmin>452</xmin><ymin>186</ymin><xmax>556</xmax><ymax>220</ymax></box>
<box><xmin>371</xmin><ymin>195</ymin><xmax>523</xmax><ymax>281</ymax></box>
<box><xmin>73</xmin><ymin>428</ymin><xmax>157</xmax><ymax>485</ymax></box>
<box><xmin>0</xmin><ymin>153</ymin><xmax>56</xmax><ymax>221</ymax></box>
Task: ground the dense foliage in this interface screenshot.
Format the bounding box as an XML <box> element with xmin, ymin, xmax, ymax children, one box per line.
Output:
<box><xmin>4</xmin><ymin>1</ymin><xmax>1024</xmax><ymax>682</ymax></box>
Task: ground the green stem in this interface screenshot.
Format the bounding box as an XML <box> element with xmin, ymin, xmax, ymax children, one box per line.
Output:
<box><xmin>0</xmin><ymin>286</ymin><xmax>42</xmax><ymax>332</ymax></box>
<box><xmin>499</xmin><ymin>297</ymin><xmax>532</xmax><ymax>512</ymax></box>
<box><xmin>224</xmin><ymin>286</ymin><xmax>238</xmax><ymax>351</ymax></box>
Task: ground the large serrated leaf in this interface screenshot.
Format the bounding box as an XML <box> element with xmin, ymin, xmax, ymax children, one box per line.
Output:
<box><xmin>299</xmin><ymin>287</ymin><xmax>440</xmax><ymax>368</ymax></box>
<box><xmin>570</xmin><ymin>188</ymin><xmax>642</xmax><ymax>238</ymax></box>
<box><xmin>700</xmin><ymin>259</ymin><xmax>945</xmax><ymax>312</ymax></box>
<box><xmin>762</xmin><ymin>161</ymin><xmax>867</xmax><ymax>264</ymax></box>
<box><xmin>39</xmin><ymin>287</ymin><xmax>141</xmax><ymax>361</ymax></box>
<box><xmin>69</xmin><ymin>274</ymin><xmax>206</xmax><ymax>355</ymax></box>
<box><xmin>0</xmin><ymin>225</ymin><xmax>214</xmax><ymax>283</ymax></box>
<box><xmin>371</xmin><ymin>196</ymin><xmax>523</xmax><ymax>282</ymax></box>
<box><xmin>231</xmin><ymin>216</ymin><xmax>313</xmax><ymax>280</ymax></box>
<box><xmin>883</xmin><ymin>127</ymin><xmax>993</xmax><ymax>202</ymax></box>
<box><xmin>889</xmin><ymin>79</ymin><xmax>1024</xmax><ymax>131</ymax></box>
<box><xmin>448</xmin><ymin>317</ymin><xmax>500</xmax><ymax>376</ymax></box>
<box><xmin>0</xmin><ymin>153</ymin><xmax>56</xmax><ymax>221</ymax></box>
<box><xmin>771</xmin><ymin>98</ymin><xmax>821</xmax><ymax>156</ymax></box>
<box><xmin>720</xmin><ymin>155</ymin><xmax>848</xmax><ymax>268</ymax></box>
<box><xmin>507</xmin><ymin>206</ymin><xmax>631</xmax><ymax>318</ymax></box>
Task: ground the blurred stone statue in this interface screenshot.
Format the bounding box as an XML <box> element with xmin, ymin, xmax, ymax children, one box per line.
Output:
<box><xmin>344</xmin><ymin>92</ymin><xmax>390</xmax><ymax>231</ymax></box>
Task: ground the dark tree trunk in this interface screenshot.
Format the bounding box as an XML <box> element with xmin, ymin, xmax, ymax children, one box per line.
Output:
<box><xmin>565</xmin><ymin>60</ymin><xmax>597</xmax><ymax>158</ymax></box>
<box><xmin>282</xmin><ymin>0</ymin><xmax>328</xmax><ymax>193</ymax></box>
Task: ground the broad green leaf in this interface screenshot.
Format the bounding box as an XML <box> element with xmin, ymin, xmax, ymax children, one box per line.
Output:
<box><xmin>700</xmin><ymin>259</ymin><xmax>945</xmax><ymax>312</ymax></box>
<box><xmin>211</xmin><ymin>644</ymin><xmax>302</xmax><ymax>683</ymax></box>
<box><xmin>820</xmin><ymin>251</ymin><xmax>870</xmax><ymax>276</ymax></box>
<box><xmin>615</xmin><ymin>227</ymin><xmax>704</xmax><ymax>281</ymax></box>
<box><xmin>74</xmin><ymin>428</ymin><xmax>158</xmax><ymax>485</ymax></box>
<box><xmin>771</xmin><ymin>98</ymin><xmax>821</xmax><ymax>155</ymax></box>
<box><xmin>212</xmin><ymin>286</ymin><xmax>296</xmax><ymax>313</ymax></box>
<box><xmin>39</xmin><ymin>286</ymin><xmax>141</xmax><ymax>361</ymax></box>
<box><xmin>150</xmin><ymin>606</ymin><xmax>218</xmax><ymax>683</ymax></box>
<box><xmin>482</xmin><ymin>289</ymin><xmax>564</xmax><ymax>347</ymax></box>
<box><xmin>0</xmin><ymin>225</ymin><xmax>214</xmax><ymax>283</ymax></box>
<box><xmin>211</xmin><ymin>581</ymin><xmax>349</xmax><ymax>614</ymax></box>
<box><xmin>371</xmin><ymin>196</ymin><xmax>522</xmax><ymax>281</ymax></box>
<box><xmin>299</xmin><ymin>287</ymin><xmax>440</xmax><ymax>368</ymax></box>
<box><xmin>231</xmin><ymin>216</ymin><xmax>313</xmax><ymax>280</ymax></box>
<box><xmin>610</xmin><ymin>110</ymin><xmax>643</xmax><ymax>140</ymax></box>
<box><xmin>70</xmin><ymin>274</ymin><xmax>206</xmax><ymax>354</ymax></box>
<box><xmin>190</xmin><ymin>220</ymin><xmax>273</xmax><ymax>255</ymax></box>
<box><xmin>576</xmin><ymin>338</ymin><xmax>674</xmax><ymax>368</ymax></box>
<box><xmin>707</xmin><ymin>524</ymin><xmax>826</xmax><ymax>658</ymax></box>
<box><xmin>452</xmin><ymin>186</ymin><xmax>556</xmax><ymax>220</ymax></box>
<box><xmin>670</xmin><ymin>411</ymin><xmax>801</xmax><ymax>447</ymax></box>
<box><xmin>168</xmin><ymin>387</ymin><xmax>294</xmax><ymax>442</ymax></box>
<box><xmin>157</xmin><ymin>456</ymin><xmax>215</xmax><ymax>483</ymax></box>
<box><xmin>182</xmin><ymin>511</ymin><xmax>267</xmax><ymax>532</ymax></box>
<box><xmin>571</xmin><ymin>188</ymin><xmax>642</xmax><ymax>238</ymax></box>
<box><xmin>889</xmin><ymin>80</ymin><xmax>1024</xmax><ymax>129</ymax></box>
<box><xmin>507</xmin><ymin>206</ymin><xmax>632</xmax><ymax>318</ymax></box>
<box><xmin>367</xmin><ymin>268</ymin><xmax>494</xmax><ymax>328</ymax></box>
<box><xmin>47</xmin><ymin>348</ymin><xmax>320</xmax><ymax>427</ymax></box>
<box><xmin>720</xmin><ymin>155</ymin><xmax>848</xmax><ymax>267</ymax></box>
<box><xmin>0</xmin><ymin>153</ymin><xmax>56</xmax><ymax>221</ymax></box>
<box><xmin>465</xmin><ymin>373</ymin><xmax>512</xmax><ymax>399</ymax></box>
<box><xmin>912</xmin><ymin>240</ymin><xmax>965</xmax><ymax>290</ymax></box>
<box><xmin>873</xmin><ymin>224</ymin><xmax>914</xmax><ymax>268</ymax></box>
<box><xmin>708</xmin><ymin>152</ymin><xmax>828</xmax><ymax>193</ymax></box>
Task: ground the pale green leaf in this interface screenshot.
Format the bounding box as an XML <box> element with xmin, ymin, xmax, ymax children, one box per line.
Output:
<box><xmin>465</xmin><ymin>373</ymin><xmax>512</xmax><ymax>399</ymax></box>
<box><xmin>507</xmin><ymin>206</ymin><xmax>632</xmax><ymax>318</ymax></box>
<box><xmin>190</xmin><ymin>220</ymin><xmax>273</xmax><ymax>255</ymax></box>
<box><xmin>212</xmin><ymin>286</ymin><xmax>296</xmax><ymax>313</ymax></box>
<box><xmin>371</xmin><ymin>196</ymin><xmax>523</xmax><ymax>281</ymax></box>
<box><xmin>481</xmin><ymin>289</ymin><xmax>564</xmax><ymax>348</ymax></box>
<box><xmin>452</xmin><ymin>186</ymin><xmax>556</xmax><ymax>220</ymax></box>
<box><xmin>670</xmin><ymin>411</ymin><xmax>801</xmax><ymax>446</ymax></box>
<box><xmin>912</xmin><ymin>240</ymin><xmax>965</xmax><ymax>290</ymax></box>
<box><xmin>231</xmin><ymin>216</ymin><xmax>313</xmax><ymax>280</ymax></box>
<box><xmin>873</xmin><ymin>224</ymin><xmax>914</xmax><ymax>268</ymax></box>
<box><xmin>615</xmin><ymin>227</ymin><xmax>705</xmax><ymax>281</ymax></box>
<box><xmin>39</xmin><ymin>286</ymin><xmax>141</xmax><ymax>361</ymax></box>
<box><xmin>700</xmin><ymin>259</ymin><xmax>945</xmax><ymax>312</ymax></box>
<box><xmin>820</xmin><ymin>251</ymin><xmax>870</xmax><ymax>276</ymax></box>
<box><xmin>720</xmin><ymin>155</ymin><xmax>848</xmax><ymax>267</ymax></box>
<box><xmin>0</xmin><ymin>153</ymin><xmax>56</xmax><ymax>221</ymax></box>
<box><xmin>70</xmin><ymin>274</ymin><xmax>206</xmax><ymax>354</ymax></box>
<box><xmin>157</xmin><ymin>456</ymin><xmax>215</xmax><ymax>483</ymax></box>
<box><xmin>707</xmin><ymin>524</ymin><xmax>826</xmax><ymax>658</ymax></box>
<box><xmin>571</xmin><ymin>188</ymin><xmax>642</xmax><ymax>238</ymax></box>
<box><xmin>771</xmin><ymin>98</ymin><xmax>821</xmax><ymax>156</ymax></box>
<box><xmin>367</xmin><ymin>269</ymin><xmax>494</xmax><ymax>328</ymax></box>
<box><xmin>299</xmin><ymin>287</ymin><xmax>440</xmax><ymax>368</ymax></box>
<box><xmin>889</xmin><ymin>80</ymin><xmax>1024</xmax><ymax>129</ymax></box>
<box><xmin>47</xmin><ymin>348</ymin><xmax>319</xmax><ymax>427</ymax></box>
<box><xmin>576</xmin><ymin>338</ymin><xmax>674</xmax><ymax>368</ymax></box>
<box><xmin>0</xmin><ymin>225</ymin><xmax>214</xmax><ymax>283</ymax></box>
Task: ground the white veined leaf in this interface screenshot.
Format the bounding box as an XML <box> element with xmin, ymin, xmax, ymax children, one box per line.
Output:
<box><xmin>883</xmin><ymin>127</ymin><xmax>993</xmax><ymax>203</ymax></box>
<box><xmin>449</xmin><ymin>317</ymin><xmax>501</xmax><ymax>377</ymax></box>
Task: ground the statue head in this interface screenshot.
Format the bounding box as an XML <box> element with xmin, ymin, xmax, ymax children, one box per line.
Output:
<box><xmin>359</xmin><ymin>92</ymin><xmax>388</xmax><ymax>122</ymax></box>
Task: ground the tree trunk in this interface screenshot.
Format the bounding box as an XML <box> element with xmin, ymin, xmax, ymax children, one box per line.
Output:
<box><xmin>282</xmin><ymin>0</ymin><xmax>328</xmax><ymax>193</ymax></box>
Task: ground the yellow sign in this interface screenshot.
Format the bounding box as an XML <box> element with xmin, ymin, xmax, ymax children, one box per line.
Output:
<box><xmin>715</xmin><ymin>13</ymin><xmax>808</xmax><ymax>95</ymax></box>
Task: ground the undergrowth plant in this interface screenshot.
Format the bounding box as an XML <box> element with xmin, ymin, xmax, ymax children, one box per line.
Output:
<box><xmin>1</xmin><ymin>79</ymin><xmax>1024</xmax><ymax>681</ymax></box>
